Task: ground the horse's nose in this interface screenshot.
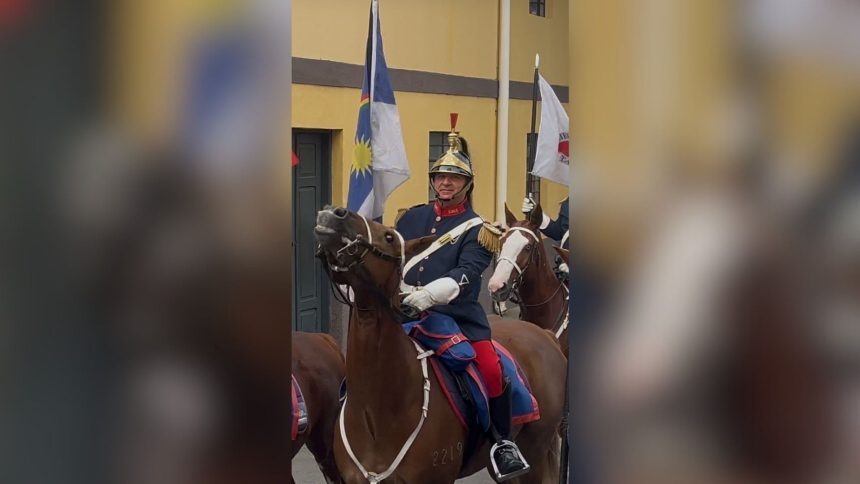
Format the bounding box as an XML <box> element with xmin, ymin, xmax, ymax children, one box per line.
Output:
<box><xmin>333</xmin><ymin>207</ymin><xmax>348</xmax><ymax>218</ymax></box>
<box><xmin>488</xmin><ymin>280</ymin><xmax>506</xmax><ymax>294</ymax></box>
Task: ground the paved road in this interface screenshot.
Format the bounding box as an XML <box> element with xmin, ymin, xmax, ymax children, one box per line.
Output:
<box><xmin>292</xmin><ymin>447</ymin><xmax>497</xmax><ymax>483</ymax></box>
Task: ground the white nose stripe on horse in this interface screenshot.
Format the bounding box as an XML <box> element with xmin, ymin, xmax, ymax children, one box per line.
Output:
<box><xmin>489</xmin><ymin>230</ymin><xmax>529</xmax><ymax>291</ymax></box>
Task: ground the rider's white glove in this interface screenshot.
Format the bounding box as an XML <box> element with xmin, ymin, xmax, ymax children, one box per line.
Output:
<box><xmin>523</xmin><ymin>195</ymin><xmax>552</xmax><ymax>228</ymax></box>
<box><xmin>539</xmin><ymin>212</ymin><xmax>551</xmax><ymax>229</ymax></box>
<box><xmin>338</xmin><ymin>284</ymin><xmax>355</xmax><ymax>303</ymax></box>
<box><xmin>558</xmin><ymin>262</ymin><xmax>569</xmax><ymax>275</ymax></box>
<box><xmin>402</xmin><ymin>277</ymin><xmax>460</xmax><ymax>312</ymax></box>
<box><xmin>521</xmin><ymin>196</ymin><xmax>536</xmax><ymax>214</ymax></box>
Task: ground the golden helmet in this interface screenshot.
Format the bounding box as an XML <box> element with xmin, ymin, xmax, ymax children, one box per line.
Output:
<box><xmin>429</xmin><ymin>113</ymin><xmax>474</xmax><ymax>179</ymax></box>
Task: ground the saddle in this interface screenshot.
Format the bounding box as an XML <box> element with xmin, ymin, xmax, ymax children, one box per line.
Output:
<box><xmin>291</xmin><ymin>374</ymin><xmax>309</xmax><ymax>441</ymax></box>
<box><xmin>401</xmin><ymin>313</ymin><xmax>541</xmax><ymax>460</ymax></box>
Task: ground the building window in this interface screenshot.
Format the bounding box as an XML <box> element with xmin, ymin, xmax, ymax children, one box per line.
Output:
<box><xmin>429</xmin><ymin>131</ymin><xmax>450</xmax><ymax>201</ymax></box>
<box><xmin>529</xmin><ymin>0</ymin><xmax>545</xmax><ymax>17</ymax></box>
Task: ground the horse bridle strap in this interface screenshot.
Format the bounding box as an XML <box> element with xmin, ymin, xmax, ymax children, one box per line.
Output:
<box><xmin>501</xmin><ymin>226</ymin><xmax>570</xmax><ymax>339</ymax></box>
<box><xmin>332</xmin><ymin>214</ymin><xmax>403</xmax><ymax>270</ymax></box>
<box><xmin>555</xmin><ymin>306</ymin><xmax>569</xmax><ymax>339</ymax></box>
<box><xmin>496</xmin><ymin>226</ymin><xmax>540</xmax><ymax>278</ymax></box>
<box><xmin>339</xmin><ymin>340</ymin><xmax>432</xmax><ymax>483</ymax></box>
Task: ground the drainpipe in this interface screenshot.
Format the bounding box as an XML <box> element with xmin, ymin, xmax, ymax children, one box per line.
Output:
<box><xmin>495</xmin><ymin>0</ymin><xmax>510</xmax><ymax>223</ymax></box>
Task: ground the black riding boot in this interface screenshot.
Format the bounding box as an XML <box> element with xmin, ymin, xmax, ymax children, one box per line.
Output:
<box><xmin>487</xmin><ymin>377</ymin><xmax>529</xmax><ymax>481</ymax></box>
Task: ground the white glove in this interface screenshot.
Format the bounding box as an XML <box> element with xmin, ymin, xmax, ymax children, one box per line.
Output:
<box><xmin>539</xmin><ymin>212</ymin><xmax>551</xmax><ymax>229</ymax></box>
<box><xmin>402</xmin><ymin>277</ymin><xmax>460</xmax><ymax>312</ymax></box>
<box><xmin>558</xmin><ymin>262</ymin><xmax>569</xmax><ymax>275</ymax></box>
<box><xmin>337</xmin><ymin>284</ymin><xmax>355</xmax><ymax>303</ymax></box>
<box><xmin>521</xmin><ymin>196</ymin><xmax>536</xmax><ymax>214</ymax></box>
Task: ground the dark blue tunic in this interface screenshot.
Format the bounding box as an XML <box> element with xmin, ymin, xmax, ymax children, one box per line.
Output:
<box><xmin>542</xmin><ymin>197</ymin><xmax>569</xmax><ymax>247</ymax></box>
<box><xmin>396</xmin><ymin>201</ymin><xmax>492</xmax><ymax>341</ymax></box>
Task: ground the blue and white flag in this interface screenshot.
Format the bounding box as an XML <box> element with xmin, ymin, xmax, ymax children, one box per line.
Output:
<box><xmin>347</xmin><ymin>0</ymin><xmax>410</xmax><ymax>220</ymax></box>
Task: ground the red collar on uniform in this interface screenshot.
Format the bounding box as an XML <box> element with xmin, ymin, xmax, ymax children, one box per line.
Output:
<box><xmin>434</xmin><ymin>199</ymin><xmax>467</xmax><ymax>218</ymax></box>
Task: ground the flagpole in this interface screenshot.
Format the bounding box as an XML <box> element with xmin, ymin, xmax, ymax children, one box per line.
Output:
<box><xmin>370</xmin><ymin>0</ymin><xmax>377</xmax><ymax>129</ymax></box>
<box><xmin>527</xmin><ymin>54</ymin><xmax>540</xmax><ymax>204</ymax></box>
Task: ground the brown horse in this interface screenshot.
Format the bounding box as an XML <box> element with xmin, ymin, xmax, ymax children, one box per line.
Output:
<box><xmin>314</xmin><ymin>206</ymin><xmax>567</xmax><ymax>484</ymax></box>
<box><xmin>488</xmin><ymin>204</ymin><xmax>569</xmax><ymax>357</ymax></box>
<box><xmin>291</xmin><ymin>331</ymin><xmax>346</xmax><ymax>484</ymax></box>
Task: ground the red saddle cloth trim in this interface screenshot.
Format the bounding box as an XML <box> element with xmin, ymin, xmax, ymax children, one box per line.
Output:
<box><xmin>435</xmin><ymin>333</ymin><xmax>466</xmax><ymax>355</ymax></box>
<box><xmin>428</xmin><ymin>358</ymin><xmax>468</xmax><ymax>429</ymax></box>
<box><xmin>493</xmin><ymin>341</ymin><xmax>541</xmax><ymax>425</ymax></box>
<box><xmin>423</xmin><ymin>339</ymin><xmax>540</xmax><ymax>432</ymax></box>
<box><xmin>291</xmin><ymin>374</ymin><xmax>302</xmax><ymax>441</ymax></box>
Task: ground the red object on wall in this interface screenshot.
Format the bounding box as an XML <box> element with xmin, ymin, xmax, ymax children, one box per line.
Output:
<box><xmin>0</xmin><ymin>0</ymin><xmax>31</xmax><ymax>30</ymax></box>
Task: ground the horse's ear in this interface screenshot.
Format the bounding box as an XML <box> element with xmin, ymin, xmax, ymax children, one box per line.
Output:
<box><xmin>553</xmin><ymin>245</ymin><xmax>569</xmax><ymax>261</ymax></box>
<box><xmin>404</xmin><ymin>235</ymin><xmax>436</xmax><ymax>259</ymax></box>
<box><xmin>504</xmin><ymin>203</ymin><xmax>517</xmax><ymax>226</ymax></box>
<box><xmin>527</xmin><ymin>203</ymin><xmax>544</xmax><ymax>227</ymax></box>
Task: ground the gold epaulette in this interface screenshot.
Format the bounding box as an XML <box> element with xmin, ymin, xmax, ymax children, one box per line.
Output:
<box><xmin>394</xmin><ymin>203</ymin><xmax>425</xmax><ymax>225</ymax></box>
<box><xmin>477</xmin><ymin>221</ymin><xmax>503</xmax><ymax>254</ymax></box>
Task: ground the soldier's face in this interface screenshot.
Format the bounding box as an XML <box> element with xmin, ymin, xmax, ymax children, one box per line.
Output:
<box><xmin>433</xmin><ymin>173</ymin><xmax>468</xmax><ymax>201</ymax></box>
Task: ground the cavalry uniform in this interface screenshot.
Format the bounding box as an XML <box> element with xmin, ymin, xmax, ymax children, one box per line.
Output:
<box><xmin>396</xmin><ymin>200</ymin><xmax>495</xmax><ymax>341</ymax></box>
<box><xmin>524</xmin><ymin>196</ymin><xmax>569</xmax><ymax>248</ymax></box>
<box><xmin>543</xmin><ymin>197</ymin><xmax>569</xmax><ymax>248</ymax></box>
<box><xmin>399</xmin><ymin>116</ymin><xmax>529</xmax><ymax>481</ymax></box>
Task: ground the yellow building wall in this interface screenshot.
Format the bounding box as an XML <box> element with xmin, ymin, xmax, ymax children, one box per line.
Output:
<box><xmin>293</xmin><ymin>0</ymin><xmax>500</xmax><ymax>80</ymax></box>
<box><xmin>511</xmin><ymin>0</ymin><xmax>569</xmax><ymax>85</ymax></box>
<box><xmin>506</xmin><ymin>1</ymin><xmax>571</xmax><ymax>217</ymax></box>
<box><xmin>293</xmin><ymin>0</ymin><xmax>571</xmax><ymax>224</ymax></box>
<box><xmin>113</xmin><ymin>0</ymin><xmax>571</xmax><ymax>225</ymax></box>
<box><xmin>293</xmin><ymin>84</ymin><xmax>499</xmax><ymax>224</ymax></box>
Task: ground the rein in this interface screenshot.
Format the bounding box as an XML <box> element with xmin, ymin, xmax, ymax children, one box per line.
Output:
<box><xmin>496</xmin><ymin>226</ymin><xmax>540</xmax><ymax>283</ymax></box>
<box><xmin>519</xmin><ymin>280</ymin><xmax>569</xmax><ymax>339</ymax></box>
<box><xmin>339</xmin><ymin>340</ymin><xmax>433</xmax><ymax>483</ymax></box>
<box><xmin>316</xmin><ymin>214</ymin><xmax>407</xmax><ymax>315</ymax></box>
<box><xmin>499</xmin><ymin>226</ymin><xmax>570</xmax><ymax>339</ymax></box>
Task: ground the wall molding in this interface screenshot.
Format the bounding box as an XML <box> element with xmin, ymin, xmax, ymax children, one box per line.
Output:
<box><xmin>292</xmin><ymin>57</ymin><xmax>568</xmax><ymax>103</ymax></box>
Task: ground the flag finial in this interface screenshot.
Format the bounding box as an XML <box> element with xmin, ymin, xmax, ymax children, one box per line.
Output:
<box><xmin>535</xmin><ymin>54</ymin><xmax>540</xmax><ymax>68</ymax></box>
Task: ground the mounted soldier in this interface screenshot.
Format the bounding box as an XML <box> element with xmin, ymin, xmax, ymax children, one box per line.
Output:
<box><xmin>396</xmin><ymin>118</ymin><xmax>530</xmax><ymax>481</ymax></box>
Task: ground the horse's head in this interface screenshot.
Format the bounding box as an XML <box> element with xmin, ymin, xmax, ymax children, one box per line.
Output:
<box><xmin>314</xmin><ymin>206</ymin><xmax>434</xmax><ymax>298</ymax></box>
<box><xmin>489</xmin><ymin>203</ymin><xmax>544</xmax><ymax>302</ymax></box>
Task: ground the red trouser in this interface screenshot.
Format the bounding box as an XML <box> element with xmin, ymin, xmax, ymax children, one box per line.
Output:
<box><xmin>472</xmin><ymin>340</ymin><xmax>503</xmax><ymax>398</ymax></box>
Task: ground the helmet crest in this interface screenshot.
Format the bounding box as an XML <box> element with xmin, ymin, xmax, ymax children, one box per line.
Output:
<box><xmin>429</xmin><ymin>113</ymin><xmax>474</xmax><ymax>179</ymax></box>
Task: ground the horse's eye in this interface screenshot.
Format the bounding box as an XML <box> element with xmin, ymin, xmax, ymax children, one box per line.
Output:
<box><xmin>385</xmin><ymin>233</ymin><xmax>395</xmax><ymax>243</ymax></box>
<box><xmin>526</xmin><ymin>244</ymin><xmax>532</xmax><ymax>251</ymax></box>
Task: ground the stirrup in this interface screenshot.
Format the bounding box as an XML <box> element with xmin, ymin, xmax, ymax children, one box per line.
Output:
<box><xmin>489</xmin><ymin>440</ymin><xmax>530</xmax><ymax>482</ymax></box>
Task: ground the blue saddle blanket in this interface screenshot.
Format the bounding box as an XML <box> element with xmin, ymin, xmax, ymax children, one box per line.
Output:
<box><xmin>403</xmin><ymin>313</ymin><xmax>540</xmax><ymax>432</ymax></box>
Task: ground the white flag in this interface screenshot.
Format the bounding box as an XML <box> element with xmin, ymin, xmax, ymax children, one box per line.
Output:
<box><xmin>532</xmin><ymin>73</ymin><xmax>570</xmax><ymax>186</ymax></box>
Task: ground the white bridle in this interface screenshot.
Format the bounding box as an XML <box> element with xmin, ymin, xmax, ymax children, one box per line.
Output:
<box><xmin>496</xmin><ymin>226</ymin><xmax>541</xmax><ymax>277</ymax></box>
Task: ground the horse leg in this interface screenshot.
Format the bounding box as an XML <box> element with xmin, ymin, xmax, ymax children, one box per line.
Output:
<box><xmin>507</xmin><ymin>429</ymin><xmax>561</xmax><ymax>484</ymax></box>
<box><xmin>307</xmin><ymin>426</ymin><xmax>342</xmax><ymax>484</ymax></box>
